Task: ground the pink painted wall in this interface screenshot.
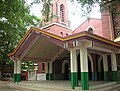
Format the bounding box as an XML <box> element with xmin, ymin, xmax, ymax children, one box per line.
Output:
<box><xmin>43</xmin><ymin>24</ymin><xmax>71</xmax><ymax>37</ymax></box>
<box><xmin>52</xmin><ymin>0</ymin><xmax>68</xmax><ymax>20</ymax></box>
<box><xmin>72</xmin><ymin>18</ymin><xmax>103</xmax><ymax>37</ymax></box>
<box><xmin>37</xmin><ymin>62</ymin><xmax>45</xmax><ymax>74</ymax></box>
<box><xmin>50</xmin><ymin>0</ymin><xmax>70</xmax><ymax>27</ymax></box>
<box><xmin>101</xmin><ymin>11</ymin><xmax>113</xmax><ymax>40</ymax></box>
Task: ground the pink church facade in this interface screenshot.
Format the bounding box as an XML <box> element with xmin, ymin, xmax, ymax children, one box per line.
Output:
<box><xmin>72</xmin><ymin>18</ymin><xmax>103</xmax><ymax>37</ymax></box>
<box><xmin>8</xmin><ymin>0</ymin><xmax>120</xmax><ymax>90</ymax></box>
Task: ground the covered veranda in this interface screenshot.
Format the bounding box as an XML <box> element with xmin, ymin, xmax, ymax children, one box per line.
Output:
<box><xmin>8</xmin><ymin>27</ymin><xmax>120</xmax><ymax>90</ymax></box>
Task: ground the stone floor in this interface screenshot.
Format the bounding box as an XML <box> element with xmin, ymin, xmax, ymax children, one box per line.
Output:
<box><xmin>5</xmin><ymin>80</ymin><xmax>120</xmax><ymax>91</ymax></box>
<box><xmin>0</xmin><ymin>80</ymin><xmax>120</xmax><ymax>91</ymax></box>
<box><xmin>0</xmin><ymin>81</ymin><xmax>35</xmax><ymax>91</ymax></box>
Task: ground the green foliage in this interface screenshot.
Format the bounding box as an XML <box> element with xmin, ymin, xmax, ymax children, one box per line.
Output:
<box><xmin>0</xmin><ymin>0</ymin><xmax>41</xmax><ymax>74</ymax></box>
<box><xmin>74</xmin><ymin>0</ymin><xmax>120</xmax><ymax>16</ymax></box>
<box><xmin>100</xmin><ymin>0</ymin><xmax>120</xmax><ymax>13</ymax></box>
<box><xmin>22</xmin><ymin>61</ymin><xmax>35</xmax><ymax>71</ymax></box>
<box><xmin>73</xmin><ymin>0</ymin><xmax>100</xmax><ymax>16</ymax></box>
<box><xmin>41</xmin><ymin>0</ymin><xmax>52</xmax><ymax>22</ymax></box>
<box><xmin>37</xmin><ymin>0</ymin><xmax>120</xmax><ymax>17</ymax></box>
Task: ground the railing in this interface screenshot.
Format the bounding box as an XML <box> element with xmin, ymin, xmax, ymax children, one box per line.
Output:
<box><xmin>40</xmin><ymin>15</ymin><xmax>71</xmax><ymax>27</ymax></box>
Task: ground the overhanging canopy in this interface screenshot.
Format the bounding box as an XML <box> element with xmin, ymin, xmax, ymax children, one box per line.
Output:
<box><xmin>8</xmin><ymin>27</ymin><xmax>120</xmax><ymax>61</ymax></box>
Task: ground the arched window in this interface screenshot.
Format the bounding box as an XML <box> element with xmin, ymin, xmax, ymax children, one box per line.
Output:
<box><xmin>88</xmin><ymin>28</ymin><xmax>93</xmax><ymax>33</ymax></box>
<box><xmin>60</xmin><ymin>4</ymin><xmax>64</xmax><ymax>22</ymax></box>
<box><xmin>60</xmin><ymin>32</ymin><xmax>63</xmax><ymax>36</ymax></box>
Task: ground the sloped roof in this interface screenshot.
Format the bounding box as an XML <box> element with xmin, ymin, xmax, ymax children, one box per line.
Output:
<box><xmin>8</xmin><ymin>27</ymin><xmax>120</xmax><ymax>59</ymax></box>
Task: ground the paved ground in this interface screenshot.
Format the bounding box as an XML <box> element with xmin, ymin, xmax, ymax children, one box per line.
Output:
<box><xmin>0</xmin><ymin>80</ymin><xmax>120</xmax><ymax>91</ymax></box>
<box><xmin>0</xmin><ymin>81</ymin><xmax>36</xmax><ymax>91</ymax></box>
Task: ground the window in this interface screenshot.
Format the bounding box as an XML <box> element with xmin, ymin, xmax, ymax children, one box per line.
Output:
<box><xmin>66</xmin><ymin>33</ymin><xmax>68</xmax><ymax>36</ymax></box>
<box><xmin>88</xmin><ymin>28</ymin><xmax>93</xmax><ymax>33</ymax></box>
<box><xmin>60</xmin><ymin>4</ymin><xmax>64</xmax><ymax>22</ymax></box>
<box><xmin>60</xmin><ymin>32</ymin><xmax>63</xmax><ymax>36</ymax></box>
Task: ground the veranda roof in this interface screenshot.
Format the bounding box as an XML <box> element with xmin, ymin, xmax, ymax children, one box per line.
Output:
<box><xmin>8</xmin><ymin>27</ymin><xmax>120</xmax><ymax>61</ymax></box>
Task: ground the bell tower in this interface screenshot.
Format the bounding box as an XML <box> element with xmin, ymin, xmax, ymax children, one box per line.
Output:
<box><xmin>51</xmin><ymin>0</ymin><xmax>68</xmax><ymax>23</ymax></box>
<box><xmin>100</xmin><ymin>0</ymin><xmax>120</xmax><ymax>40</ymax></box>
<box><xmin>42</xmin><ymin>0</ymin><xmax>70</xmax><ymax>27</ymax></box>
<box><xmin>41</xmin><ymin>0</ymin><xmax>71</xmax><ymax>37</ymax></box>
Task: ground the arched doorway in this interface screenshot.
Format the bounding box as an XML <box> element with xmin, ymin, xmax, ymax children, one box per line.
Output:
<box><xmin>100</xmin><ymin>59</ymin><xmax>104</xmax><ymax>80</ymax></box>
<box><xmin>98</xmin><ymin>56</ymin><xmax>104</xmax><ymax>80</ymax></box>
<box><xmin>64</xmin><ymin>62</ymin><xmax>69</xmax><ymax>80</ymax></box>
<box><xmin>62</xmin><ymin>60</ymin><xmax>69</xmax><ymax>80</ymax></box>
<box><xmin>77</xmin><ymin>53</ymin><xmax>93</xmax><ymax>80</ymax></box>
<box><xmin>88</xmin><ymin>59</ymin><xmax>92</xmax><ymax>80</ymax></box>
<box><xmin>88</xmin><ymin>53</ymin><xmax>94</xmax><ymax>80</ymax></box>
<box><xmin>108</xmin><ymin>55</ymin><xmax>112</xmax><ymax>81</ymax></box>
<box><xmin>77</xmin><ymin>54</ymin><xmax>81</xmax><ymax>80</ymax></box>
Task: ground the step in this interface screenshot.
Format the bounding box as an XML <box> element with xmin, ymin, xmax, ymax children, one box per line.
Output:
<box><xmin>75</xmin><ymin>82</ymin><xmax>120</xmax><ymax>91</ymax></box>
<box><xmin>90</xmin><ymin>82</ymin><xmax>117</xmax><ymax>89</ymax></box>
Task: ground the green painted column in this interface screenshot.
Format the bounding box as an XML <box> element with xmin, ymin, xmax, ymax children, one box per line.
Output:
<box><xmin>45</xmin><ymin>62</ymin><xmax>49</xmax><ymax>80</ymax></box>
<box><xmin>49</xmin><ymin>62</ymin><xmax>53</xmax><ymax>80</ymax></box>
<box><xmin>16</xmin><ymin>60</ymin><xmax>21</xmax><ymax>83</ymax></box>
<box><xmin>104</xmin><ymin>71</ymin><xmax>109</xmax><ymax>81</ymax></box>
<box><xmin>70</xmin><ymin>49</ymin><xmax>78</xmax><ymax>89</ymax></box>
<box><xmin>80</xmin><ymin>47</ymin><xmax>89</xmax><ymax>90</ymax></box>
<box><xmin>46</xmin><ymin>73</ymin><xmax>49</xmax><ymax>80</ymax></box>
<box><xmin>16</xmin><ymin>74</ymin><xmax>21</xmax><ymax>83</ymax></box>
<box><xmin>49</xmin><ymin>73</ymin><xmax>53</xmax><ymax>80</ymax></box>
<box><xmin>111</xmin><ymin>54</ymin><xmax>117</xmax><ymax>81</ymax></box>
<box><xmin>103</xmin><ymin>54</ymin><xmax>109</xmax><ymax>81</ymax></box>
<box><xmin>14</xmin><ymin>60</ymin><xmax>17</xmax><ymax>83</ymax></box>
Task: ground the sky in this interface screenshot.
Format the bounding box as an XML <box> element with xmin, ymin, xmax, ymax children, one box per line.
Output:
<box><xmin>28</xmin><ymin>1</ymin><xmax>101</xmax><ymax>30</ymax></box>
<box><xmin>68</xmin><ymin>1</ymin><xmax>101</xmax><ymax>30</ymax></box>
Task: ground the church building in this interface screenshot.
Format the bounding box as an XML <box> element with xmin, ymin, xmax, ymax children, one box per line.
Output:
<box><xmin>8</xmin><ymin>0</ymin><xmax>120</xmax><ymax>90</ymax></box>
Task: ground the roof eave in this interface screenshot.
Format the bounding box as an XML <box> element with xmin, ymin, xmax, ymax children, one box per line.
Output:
<box><xmin>8</xmin><ymin>27</ymin><xmax>120</xmax><ymax>58</ymax></box>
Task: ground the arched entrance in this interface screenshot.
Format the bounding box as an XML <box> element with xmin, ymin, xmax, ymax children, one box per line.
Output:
<box><xmin>88</xmin><ymin>53</ymin><xmax>94</xmax><ymax>80</ymax></box>
<box><xmin>100</xmin><ymin>59</ymin><xmax>104</xmax><ymax>80</ymax></box>
<box><xmin>64</xmin><ymin>62</ymin><xmax>69</xmax><ymax>80</ymax></box>
<box><xmin>108</xmin><ymin>55</ymin><xmax>112</xmax><ymax>81</ymax></box>
<box><xmin>88</xmin><ymin>59</ymin><xmax>92</xmax><ymax>80</ymax></box>
<box><xmin>98</xmin><ymin>56</ymin><xmax>104</xmax><ymax>80</ymax></box>
<box><xmin>62</xmin><ymin>60</ymin><xmax>69</xmax><ymax>80</ymax></box>
<box><xmin>77</xmin><ymin>54</ymin><xmax>81</xmax><ymax>80</ymax></box>
<box><xmin>77</xmin><ymin>53</ymin><xmax>93</xmax><ymax>80</ymax></box>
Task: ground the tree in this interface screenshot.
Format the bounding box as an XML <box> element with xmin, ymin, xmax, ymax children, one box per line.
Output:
<box><xmin>22</xmin><ymin>61</ymin><xmax>35</xmax><ymax>72</ymax></box>
<box><xmin>0</xmin><ymin>0</ymin><xmax>40</xmax><ymax>79</ymax></box>
<box><xmin>34</xmin><ymin>0</ymin><xmax>120</xmax><ymax>17</ymax></box>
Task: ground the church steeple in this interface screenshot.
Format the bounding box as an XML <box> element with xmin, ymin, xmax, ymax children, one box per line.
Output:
<box><xmin>41</xmin><ymin>0</ymin><xmax>71</xmax><ymax>37</ymax></box>
<box><xmin>52</xmin><ymin>0</ymin><xmax>68</xmax><ymax>21</ymax></box>
<box><xmin>42</xmin><ymin>0</ymin><xmax>70</xmax><ymax>27</ymax></box>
